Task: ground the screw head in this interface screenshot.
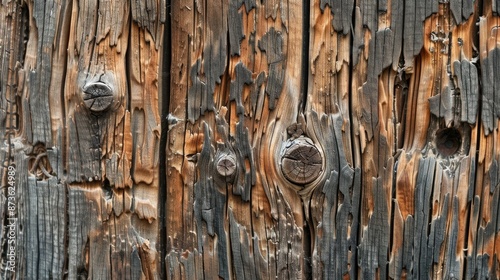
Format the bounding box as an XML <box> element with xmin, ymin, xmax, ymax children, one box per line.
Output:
<box><xmin>82</xmin><ymin>82</ymin><xmax>114</xmax><ymax>112</ymax></box>
<box><xmin>280</xmin><ymin>136</ymin><xmax>322</xmax><ymax>185</ymax></box>
<box><xmin>216</xmin><ymin>154</ymin><xmax>237</xmax><ymax>177</ymax></box>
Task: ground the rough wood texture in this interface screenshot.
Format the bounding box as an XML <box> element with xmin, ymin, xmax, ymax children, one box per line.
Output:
<box><xmin>1</xmin><ymin>0</ymin><xmax>164</xmax><ymax>278</ymax></box>
<box><xmin>165</xmin><ymin>0</ymin><xmax>497</xmax><ymax>279</ymax></box>
<box><xmin>3</xmin><ymin>0</ymin><xmax>500</xmax><ymax>279</ymax></box>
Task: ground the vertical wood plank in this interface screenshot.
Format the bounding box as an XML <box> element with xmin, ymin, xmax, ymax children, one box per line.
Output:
<box><xmin>306</xmin><ymin>1</ymin><xmax>358</xmax><ymax>279</ymax></box>
<box><xmin>470</xmin><ymin>1</ymin><xmax>500</xmax><ymax>278</ymax></box>
<box><xmin>0</xmin><ymin>4</ymin><xmax>27</xmax><ymax>277</ymax></box>
<box><xmin>166</xmin><ymin>0</ymin><xmax>308</xmax><ymax>278</ymax></box>
<box><xmin>0</xmin><ymin>0</ymin><xmax>70</xmax><ymax>279</ymax></box>
<box><xmin>351</xmin><ymin>0</ymin><xmax>410</xmax><ymax>278</ymax></box>
<box><xmin>165</xmin><ymin>1</ymin><xmax>200</xmax><ymax>278</ymax></box>
<box><xmin>392</xmin><ymin>1</ymin><xmax>479</xmax><ymax>279</ymax></box>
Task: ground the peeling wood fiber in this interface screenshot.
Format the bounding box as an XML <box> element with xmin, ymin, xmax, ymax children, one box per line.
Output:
<box><xmin>4</xmin><ymin>0</ymin><xmax>500</xmax><ymax>279</ymax></box>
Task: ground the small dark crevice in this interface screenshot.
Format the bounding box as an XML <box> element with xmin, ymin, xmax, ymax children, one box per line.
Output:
<box><xmin>101</xmin><ymin>178</ymin><xmax>113</xmax><ymax>200</ymax></box>
<box><xmin>20</xmin><ymin>2</ymin><xmax>30</xmax><ymax>65</ymax></box>
<box><xmin>299</xmin><ymin>0</ymin><xmax>310</xmax><ymax>113</ymax></box>
<box><xmin>126</xmin><ymin>22</ymin><xmax>133</xmax><ymax>114</ymax></box>
<box><xmin>303</xmin><ymin>204</ymin><xmax>313</xmax><ymax>280</ymax></box>
<box><xmin>159</xmin><ymin>0</ymin><xmax>172</xmax><ymax>279</ymax></box>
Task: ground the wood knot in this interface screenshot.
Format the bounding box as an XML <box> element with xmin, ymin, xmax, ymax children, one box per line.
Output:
<box><xmin>280</xmin><ymin>136</ymin><xmax>322</xmax><ymax>185</ymax></box>
<box><xmin>435</xmin><ymin>127</ymin><xmax>461</xmax><ymax>157</ymax></box>
<box><xmin>216</xmin><ymin>153</ymin><xmax>237</xmax><ymax>177</ymax></box>
<box><xmin>82</xmin><ymin>82</ymin><xmax>114</xmax><ymax>112</ymax></box>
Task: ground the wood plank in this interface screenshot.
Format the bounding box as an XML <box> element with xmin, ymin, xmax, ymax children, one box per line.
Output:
<box><xmin>63</xmin><ymin>0</ymin><xmax>164</xmax><ymax>276</ymax></box>
<box><xmin>469</xmin><ymin>3</ymin><xmax>500</xmax><ymax>278</ymax></box>
<box><xmin>167</xmin><ymin>0</ymin><xmax>308</xmax><ymax>278</ymax></box>
<box><xmin>165</xmin><ymin>1</ymin><xmax>198</xmax><ymax>277</ymax></box>
<box><xmin>0</xmin><ymin>0</ymin><xmax>70</xmax><ymax>278</ymax></box>
<box><xmin>351</xmin><ymin>1</ymin><xmax>404</xmax><ymax>278</ymax></box>
<box><xmin>392</xmin><ymin>2</ymin><xmax>479</xmax><ymax>279</ymax></box>
<box><xmin>0</xmin><ymin>0</ymin><xmax>164</xmax><ymax>278</ymax></box>
<box><xmin>5</xmin><ymin>0</ymin><xmax>500</xmax><ymax>279</ymax></box>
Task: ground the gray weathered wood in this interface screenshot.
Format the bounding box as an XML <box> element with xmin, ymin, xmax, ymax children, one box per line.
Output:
<box><xmin>5</xmin><ymin>1</ymin><xmax>500</xmax><ymax>279</ymax></box>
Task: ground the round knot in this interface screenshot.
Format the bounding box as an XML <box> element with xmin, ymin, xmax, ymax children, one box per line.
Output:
<box><xmin>280</xmin><ymin>136</ymin><xmax>322</xmax><ymax>185</ymax></box>
<box><xmin>82</xmin><ymin>82</ymin><xmax>114</xmax><ymax>112</ymax></box>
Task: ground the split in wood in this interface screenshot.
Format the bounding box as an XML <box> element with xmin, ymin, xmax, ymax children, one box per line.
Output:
<box><xmin>435</xmin><ymin>127</ymin><xmax>462</xmax><ymax>157</ymax></box>
<box><xmin>82</xmin><ymin>82</ymin><xmax>114</xmax><ymax>113</ymax></box>
<box><xmin>216</xmin><ymin>153</ymin><xmax>237</xmax><ymax>177</ymax></box>
<box><xmin>280</xmin><ymin>136</ymin><xmax>322</xmax><ymax>185</ymax></box>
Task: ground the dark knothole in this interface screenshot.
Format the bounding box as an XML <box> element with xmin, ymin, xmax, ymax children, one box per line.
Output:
<box><xmin>435</xmin><ymin>127</ymin><xmax>462</xmax><ymax>157</ymax></box>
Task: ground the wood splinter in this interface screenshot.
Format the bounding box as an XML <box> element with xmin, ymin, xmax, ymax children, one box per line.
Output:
<box><xmin>82</xmin><ymin>82</ymin><xmax>115</xmax><ymax>113</ymax></box>
<box><xmin>280</xmin><ymin>136</ymin><xmax>322</xmax><ymax>185</ymax></box>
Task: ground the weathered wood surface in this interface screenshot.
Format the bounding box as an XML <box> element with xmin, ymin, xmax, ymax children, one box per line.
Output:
<box><xmin>165</xmin><ymin>0</ymin><xmax>500</xmax><ymax>279</ymax></box>
<box><xmin>1</xmin><ymin>0</ymin><xmax>164</xmax><ymax>279</ymax></box>
<box><xmin>2</xmin><ymin>0</ymin><xmax>500</xmax><ymax>279</ymax></box>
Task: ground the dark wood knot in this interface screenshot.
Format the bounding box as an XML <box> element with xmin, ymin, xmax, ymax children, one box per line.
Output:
<box><xmin>216</xmin><ymin>153</ymin><xmax>237</xmax><ymax>177</ymax></box>
<box><xmin>82</xmin><ymin>82</ymin><xmax>114</xmax><ymax>112</ymax></box>
<box><xmin>280</xmin><ymin>136</ymin><xmax>322</xmax><ymax>185</ymax></box>
<box><xmin>435</xmin><ymin>127</ymin><xmax>461</xmax><ymax>157</ymax></box>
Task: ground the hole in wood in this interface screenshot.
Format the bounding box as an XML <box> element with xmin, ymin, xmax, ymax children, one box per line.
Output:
<box><xmin>82</xmin><ymin>82</ymin><xmax>114</xmax><ymax>113</ymax></box>
<box><xmin>280</xmin><ymin>136</ymin><xmax>322</xmax><ymax>185</ymax></box>
<box><xmin>435</xmin><ymin>127</ymin><xmax>461</xmax><ymax>157</ymax></box>
<box><xmin>102</xmin><ymin>178</ymin><xmax>113</xmax><ymax>200</ymax></box>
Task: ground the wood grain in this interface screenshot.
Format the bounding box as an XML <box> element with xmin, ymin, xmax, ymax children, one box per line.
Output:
<box><xmin>3</xmin><ymin>0</ymin><xmax>500</xmax><ymax>279</ymax></box>
<box><xmin>0</xmin><ymin>0</ymin><xmax>164</xmax><ymax>278</ymax></box>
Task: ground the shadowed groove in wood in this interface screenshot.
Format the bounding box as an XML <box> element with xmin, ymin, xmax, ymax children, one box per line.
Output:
<box><xmin>159</xmin><ymin>0</ymin><xmax>171</xmax><ymax>277</ymax></box>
